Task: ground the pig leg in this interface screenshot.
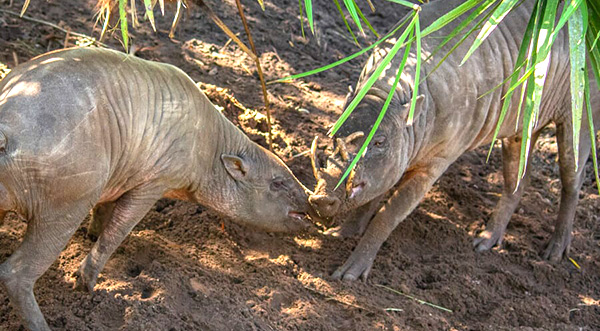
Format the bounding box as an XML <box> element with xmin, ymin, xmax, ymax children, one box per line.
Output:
<box><xmin>324</xmin><ymin>195</ymin><xmax>384</xmax><ymax>238</ymax></box>
<box><xmin>473</xmin><ymin>133</ymin><xmax>540</xmax><ymax>252</ymax></box>
<box><xmin>75</xmin><ymin>184</ymin><xmax>164</xmax><ymax>292</ymax></box>
<box><xmin>542</xmin><ymin>123</ymin><xmax>591</xmax><ymax>262</ymax></box>
<box><xmin>332</xmin><ymin>161</ymin><xmax>451</xmax><ymax>281</ymax></box>
<box><xmin>0</xmin><ymin>210</ymin><xmax>6</xmax><ymax>226</ymax></box>
<box><xmin>87</xmin><ymin>202</ymin><xmax>116</xmax><ymax>241</ymax></box>
<box><xmin>0</xmin><ymin>200</ymin><xmax>94</xmax><ymax>331</ymax></box>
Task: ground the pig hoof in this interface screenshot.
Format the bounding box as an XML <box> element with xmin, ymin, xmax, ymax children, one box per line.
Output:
<box><xmin>86</xmin><ymin>221</ymin><xmax>103</xmax><ymax>241</ymax></box>
<box><xmin>323</xmin><ymin>226</ymin><xmax>347</xmax><ymax>239</ymax></box>
<box><xmin>473</xmin><ymin>230</ymin><xmax>502</xmax><ymax>252</ymax></box>
<box><xmin>323</xmin><ymin>222</ymin><xmax>365</xmax><ymax>239</ymax></box>
<box><xmin>331</xmin><ymin>265</ymin><xmax>370</xmax><ymax>281</ymax></box>
<box><xmin>74</xmin><ymin>268</ymin><xmax>97</xmax><ymax>293</ymax></box>
<box><xmin>74</xmin><ymin>276</ymin><xmax>92</xmax><ymax>292</ymax></box>
<box><xmin>542</xmin><ymin>238</ymin><xmax>569</xmax><ymax>263</ymax></box>
<box><xmin>331</xmin><ymin>254</ymin><xmax>374</xmax><ymax>281</ymax></box>
<box><xmin>86</xmin><ymin>231</ymin><xmax>100</xmax><ymax>242</ymax></box>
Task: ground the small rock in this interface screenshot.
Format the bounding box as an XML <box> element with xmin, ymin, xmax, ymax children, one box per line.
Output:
<box><xmin>189</xmin><ymin>277</ymin><xmax>208</xmax><ymax>296</ymax></box>
<box><xmin>307</xmin><ymin>82</ymin><xmax>322</xmax><ymax>91</ymax></box>
<box><xmin>399</xmin><ymin>283</ymin><xmax>410</xmax><ymax>293</ymax></box>
<box><xmin>297</xmin><ymin>108</ymin><xmax>310</xmax><ymax>114</ymax></box>
<box><xmin>269</xmin><ymin>291</ymin><xmax>291</xmax><ymax>312</ymax></box>
<box><xmin>208</xmin><ymin>67</ymin><xmax>218</xmax><ymax>76</ymax></box>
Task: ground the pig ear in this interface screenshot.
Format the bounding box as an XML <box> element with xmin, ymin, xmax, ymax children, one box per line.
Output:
<box><xmin>221</xmin><ymin>154</ymin><xmax>249</xmax><ymax>180</ymax></box>
<box><xmin>406</xmin><ymin>94</ymin><xmax>425</xmax><ymax>126</ymax></box>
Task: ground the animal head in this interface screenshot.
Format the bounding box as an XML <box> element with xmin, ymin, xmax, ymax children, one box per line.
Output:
<box><xmin>218</xmin><ymin>145</ymin><xmax>315</xmax><ymax>233</ymax></box>
<box><xmin>309</xmin><ymin>92</ymin><xmax>425</xmax><ymax>219</ymax></box>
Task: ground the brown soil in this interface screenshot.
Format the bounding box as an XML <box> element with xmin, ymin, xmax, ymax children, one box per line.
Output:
<box><xmin>1</xmin><ymin>0</ymin><xmax>599</xmax><ymax>330</ymax></box>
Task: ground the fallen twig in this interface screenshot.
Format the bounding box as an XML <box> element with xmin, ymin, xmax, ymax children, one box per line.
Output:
<box><xmin>12</xmin><ymin>51</ymin><xmax>18</xmax><ymax>66</ymax></box>
<box><xmin>220</xmin><ymin>35</ymin><xmax>235</xmax><ymax>53</ymax></box>
<box><xmin>302</xmin><ymin>285</ymin><xmax>380</xmax><ymax>315</ymax></box>
<box><xmin>376</xmin><ymin>284</ymin><xmax>453</xmax><ymax>313</ymax></box>
<box><xmin>291</xmin><ymin>150</ymin><xmax>310</xmax><ymax>159</ymax></box>
<box><xmin>234</xmin><ymin>0</ymin><xmax>273</xmax><ymax>151</ymax></box>
<box><xmin>0</xmin><ymin>9</ymin><xmax>109</xmax><ymax>48</ymax></box>
<box><xmin>366</xmin><ymin>0</ymin><xmax>376</xmax><ymax>12</ymax></box>
<box><xmin>191</xmin><ymin>0</ymin><xmax>256</xmax><ymax>61</ymax></box>
<box><xmin>63</xmin><ymin>29</ymin><xmax>70</xmax><ymax>48</ymax></box>
<box><xmin>568</xmin><ymin>257</ymin><xmax>581</xmax><ymax>269</ymax></box>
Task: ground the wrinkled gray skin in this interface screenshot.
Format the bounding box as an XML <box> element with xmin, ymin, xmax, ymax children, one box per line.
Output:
<box><xmin>310</xmin><ymin>0</ymin><xmax>600</xmax><ymax>281</ymax></box>
<box><xmin>0</xmin><ymin>47</ymin><xmax>313</xmax><ymax>330</ymax></box>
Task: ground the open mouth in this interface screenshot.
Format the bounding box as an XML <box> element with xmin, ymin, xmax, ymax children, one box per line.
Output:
<box><xmin>286</xmin><ymin>211</ymin><xmax>318</xmax><ymax>233</ymax></box>
<box><xmin>288</xmin><ymin>211</ymin><xmax>308</xmax><ymax>221</ymax></box>
<box><xmin>349</xmin><ymin>181</ymin><xmax>365</xmax><ymax>199</ymax></box>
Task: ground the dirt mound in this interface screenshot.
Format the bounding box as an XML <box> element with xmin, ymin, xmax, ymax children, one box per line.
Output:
<box><xmin>1</xmin><ymin>0</ymin><xmax>599</xmax><ymax>329</ymax></box>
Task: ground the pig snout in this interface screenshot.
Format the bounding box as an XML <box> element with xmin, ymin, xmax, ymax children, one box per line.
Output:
<box><xmin>309</xmin><ymin>194</ymin><xmax>341</xmax><ymax>218</ymax></box>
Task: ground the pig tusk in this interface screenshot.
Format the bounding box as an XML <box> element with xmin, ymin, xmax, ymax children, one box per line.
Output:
<box><xmin>345</xmin><ymin>167</ymin><xmax>356</xmax><ymax>197</ymax></box>
<box><xmin>335</xmin><ymin>138</ymin><xmax>349</xmax><ymax>162</ymax></box>
<box><xmin>345</xmin><ymin>131</ymin><xmax>364</xmax><ymax>144</ymax></box>
<box><xmin>310</xmin><ymin>136</ymin><xmax>320</xmax><ymax>179</ymax></box>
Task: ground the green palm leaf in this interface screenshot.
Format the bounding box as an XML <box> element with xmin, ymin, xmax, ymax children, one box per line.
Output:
<box><xmin>461</xmin><ymin>0</ymin><xmax>521</xmax><ymax>65</ymax></box>
<box><xmin>336</xmin><ymin>42</ymin><xmax>413</xmax><ymax>189</ymax></box>
<box><xmin>143</xmin><ymin>0</ymin><xmax>156</xmax><ymax>32</ymax></box>
<box><xmin>119</xmin><ymin>0</ymin><xmax>129</xmax><ymax>51</ymax></box>
<box><xmin>333</xmin><ymin>0</ymin><xmax>359</xmax><ymax>45</ymax></box>
<box><xmin>305</xmin><ymin>0</ymin><xmax>314</xmax><ymax>34</ymax></box>
<box><xmin>343</xmin><ymin>0</ymin><xmax>363</xmax><ymax>33</ymax></box>
<box><xmin>329</xmin><ymin>13</ymin><xmax>419</xmax><ymax>136</ymax></box>
<box><xmin>270</xmin><ymin>14</ymin><xmax>414</xmax><ymax>84</ymax></box>
<box><xmin>568</xmin><ymin>4</ymin><xmax>586</xmax><ymax>169</ymax></box>
<box><xmin>517</xmin><ymin>0</ymin><xmax>558</xmax><ymax>182</ymax></box>
<box><xmin>407</xmin><ymin>14</ymin><xmax>422</xmax><ymax>124</ymax></box>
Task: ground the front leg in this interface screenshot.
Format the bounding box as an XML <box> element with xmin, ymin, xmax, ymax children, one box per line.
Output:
<box><xmin>332</xmin><ymin>161</ymin><xmax>450</xmax><ymax>281</ymax></box>
<box><xmin>324</xmin><ymin>194</ymin><xmax>384</xmax><ymax>239</ymax></box>
<box><xmin>75</xmin><ymin>183</ymin><xmax>165</xmax><ymax>292</ymax></box>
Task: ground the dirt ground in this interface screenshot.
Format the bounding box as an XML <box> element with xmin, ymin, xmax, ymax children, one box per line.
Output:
<box><xmin>1</xmin><ymin>0</ymin><xmax>599</xmax><ymax>330</ymax></box>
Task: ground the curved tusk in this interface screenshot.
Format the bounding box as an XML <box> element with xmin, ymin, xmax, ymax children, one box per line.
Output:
<box><xmin>345</xmin><ymin>131</ymin><xmax>365</xmax><ymax>144</ymax></box>
<box><xmin>335</xmin><ymin>138</ymin><xmax>349</xmax><ymax>162</ymax></box>
<box><xmin>345</xmin><ymin>167</ymin><xmax>356</xmax><ymax>197</ymax></box>
<box><xmin>310</xmin><ymin>136</ymin><xmax>320</xmax><ymax>179</ymax></box>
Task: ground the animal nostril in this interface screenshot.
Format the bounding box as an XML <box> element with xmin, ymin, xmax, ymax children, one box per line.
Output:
<box><xmin>324</xmin><ymin>197</ymin><xmax>337</xmax><ymax>206</ymax></box>
<box><xmin>309</xmin><ymin>195</ymin><xmax>341</xmax><ymax>216</ymax></box>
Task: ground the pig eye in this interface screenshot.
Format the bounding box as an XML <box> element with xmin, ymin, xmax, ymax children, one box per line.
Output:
<box><xmin>270</xmin><ymin>177</ymin><xmax>288</xmax><ymax>191</ymax></box>
<box><xmin>373</xmin><ymin>136</ymin><xmax>386</xmax><ymax>147</ymax></box>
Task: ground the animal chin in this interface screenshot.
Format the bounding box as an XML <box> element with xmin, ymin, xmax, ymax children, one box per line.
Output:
<box><xmin>286</xmin><ymin>211</ymin><xmax>317</xmax><ymax>233</ymax></box>
<box><xmin>349</xmin><ymin>182</ymin><xmax>365</xmax><ymax>200</ymax></box>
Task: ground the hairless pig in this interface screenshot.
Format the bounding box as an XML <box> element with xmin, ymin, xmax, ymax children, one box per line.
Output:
<box><xmin>0</xmin><ymin>47</ymin><xmax>313</xmax><ymax>330</ymax></box>
<box><xmin>310</xmin><ymin>0</ymin><xmax>599</xmax><ymax>280</ymax></box>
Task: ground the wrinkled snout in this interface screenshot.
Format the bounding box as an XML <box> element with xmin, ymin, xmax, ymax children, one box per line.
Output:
<box><xmin>309</xmin><ymin>194</ymin><xmax>341</xmax><ymax>218</ymax></box>
<box><xmin>279</xmin><ymin>187</ymin><xmax>316</xmax><ymax>233</ymax></box>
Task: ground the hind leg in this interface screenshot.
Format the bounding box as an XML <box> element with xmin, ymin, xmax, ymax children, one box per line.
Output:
<box><xmin>87</xmin><ymin>201</ymin><xmax>116</xmax><ymax>241</ymax></box>
<box><xmin>0</xmin><ymin>210</ymin><xmax>6</xmax><ymax>226</ymax></box>
<box><xmin>0</xmin><ymin>201</ymin><xmax>93</xmax><ymax>331</ymax></box>
<box><xmin>542</xmin><ymin>123</ymin><xmax>591</xmax><ymax>261</ymax></box>
<box><xmin>75</xmin><ymin>184</ymin><xmax>164</xmax><ymax>292</ymax></box>
<box><xmin>474</xmin><ymin>133</ymin><xmax>540</xmax><ymax>251</ymax></box>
